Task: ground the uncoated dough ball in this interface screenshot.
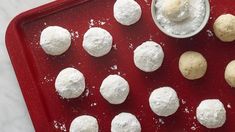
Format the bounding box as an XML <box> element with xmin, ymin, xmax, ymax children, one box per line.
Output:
<box><xmin>111</xmin><ymin>112</ymin><xmax>141</xmax><ymax>132</ymax></box>
<box><xmin>83</xmin><ymin>27</ymin><xmax>113</xmax><ymax>57</ymax></box>
<box><xmin>149</xmin><ymin>87</ymin><xmax>180</xmax><ymax>117</ymax></box>
<box><xmin>55</xmin><ymin>67</ymin><xmax>85</xmax><ymax>99</ymax></box>
<box><xmin>113</xmin><ymin>0</ymin><xmax>142</xmax><ymax>26</ymax></box>
<box><xmin>40</xmin><ymin>26</ymin><xmax>71</xmax><ymax>56</ymax></box>
<box><xmin>213</xmin><ymin>14</ymin><xmax>235</xmax><ymax>42</ymax></box>
<box><xmin>162</xmin><ymin>0</ymin><xmax>190</xmax><ymax>22</ymax></box>
<box><xmin>134</xmin><ymin>41</ymin><xmax>164</xmax><ymax>72</ymax></box>
<box><xmin>70</xmin><ymin>115</ymin><xmax>99</xmax><ymax>132</ymax></box>
<box><xmin>100</xmin><ymin>75</ymin><xmax>129</xmax><ymax>104</ymax></box>
<box><xmin>179</xmin><ymin>51</ymin><xmax>207</xmax><ymax>80</ymax></box>
<box><xmin>196</xmin><ymin>99</ymin><xmax>226</xmax><ymax>129</ymax></box>
<box><xmin>225</xmin><ymin>60</ymin><xmax>235</xmax><ymax>87</ymax></box>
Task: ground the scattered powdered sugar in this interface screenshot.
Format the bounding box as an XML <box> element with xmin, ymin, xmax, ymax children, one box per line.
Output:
<box><xmin>89</xmin><ymin>19</ymin><xmax>95</xmax><ymax>28</ymax></box>
<box><xmin>181</xmin><ymin>99</ymin><xmax>187</xmax><ymax>104</ymax></box>
<box><xmin>155</xmin><ymin>0</ymin><xmax>207</xmax><ymax>35</ymax></box>
<box><xmin>128</xmin><ymin>43</ymin><xmax>134</xmax><ymax>49</ymax></box>
<box><xmin>191</xmin><ymin>126</ymin><xmax>196</xmax><ymax>131</ymax></box>
<box><xmin>227</xmin><ymin>103</ymin><xmax>232</xmax><ymax>109</ymax></box>
<box><xmin>206</xmin><ymin>29</ymin><xmax>213</xmax><ymax>37</ymax></box>
<box><xmin>90</xmin><ymin>102</ymin><xmax>97</xmax><ymax>107</ymax></box>
<box><xmin>158</xmin><ymin>118</ymin><xmax>165</xmax><ymax>124</ymax></box>
<box><xmin>190</xmin><ymin>121</ymin><xmax>198</xmax><ymax>131</ymax></box>
<box><xmin>184</xmin><ymin>107</ymin><xmax>190</xmax><ymax>113</ymax></box>
<box><xmin>54</xmin><ymin>120</ymin><xmax>67</xmax><ymax>132</ymax></box>
<box><xmin>110</xmin><ymin>65</ymin><xmax>118</xmax><ymax>70</ymax></box>
<box><xmin>88</xmin><ymin>19</ymin><xmax>108</xmax><ymax>28</ymax></box>
<box><xmin>84</xmin><ymin>89</ymin><xmax>89</xmax><ymax>97</ymax></box>
<box><xmin>70</xmin><ymin>30</ymin><xmax>79</xmax><ymax>39</ymax></box>
<box><xmin>113</xmin><ymin>44</ymin><xmax>117</xmax><ymax>50</ymax></box>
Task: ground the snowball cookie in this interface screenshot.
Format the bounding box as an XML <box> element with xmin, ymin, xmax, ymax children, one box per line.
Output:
<box><xmin>83</xmin><ymin>27</ymin><xmax>113</xmax><ymax>57</ymax></box>
<box><xmin>179</xmin><ymin>51</ymin><xmax>207</xmax><ymax>80</ymax></box>
<box><xmin>40</xmin><ymin>26</ymin><xmax>71</xmax><ymax>56</ymax></box>
<box><xmin>100</xmin><ymin>75</ymin><xmax>129</xmax><ymax>104</ymax></box>
<box><xmin>196</xmin><ymin>99</ymin><xmax>226</xmax><ymax>129</ymax></box>
<box><xmin>162</xmin><ymin>0</ymin><xmax>190</xmax><ymax>22</ymax></box>
<box><xmin>70</xmin><ymin>115</ymin><xmax>98</xmax><ymax>132</ymax></box>
<box><xmin>224</xmin><ymin>60</ymin><xmax>235</xmax><ymax>87</ymax></box>
<box><xmin>134</xmin><ymin>41</ymin><xmax>164</xmax><ymax>72</ymax></box>
<box><xmin>55</xmin><ymin>67</ymin><xmax>85</xmax><ymax>99</ymax></box>
<box><xmin>149</xmin><ymin>87</ymin><xmax>180</xmax><ymax>117</ymax></box>
<box><xmin>213</xmin><ymin>14</ymin><xmax>235</xmax><ymax>42</ymax></box>
<box><xmin>113</xmin><ymin>0</ymin><xmax>142</xmax><ymax>26</ymax></box>
<box><xmin>111</xmin><ymin>112</ymin><xmax>141</xmax><ymax>132</ymax></box>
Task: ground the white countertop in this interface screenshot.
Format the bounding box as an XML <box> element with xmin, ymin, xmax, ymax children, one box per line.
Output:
<box><xmin>0</xmin><ymin>1</ymin><xmax>52</xmax><ymax>131</ymax></box>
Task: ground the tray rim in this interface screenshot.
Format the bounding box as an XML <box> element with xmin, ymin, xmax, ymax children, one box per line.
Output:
<box><xmin>5</xmin><ymin>0</ymin><xmax>90</xmax><ymax>131</ymax></box>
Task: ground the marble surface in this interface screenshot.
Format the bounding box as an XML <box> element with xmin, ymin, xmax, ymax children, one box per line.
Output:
<box><xmin>0</xmin><ymin>0</ymin><xmax>52</xmax><ymax>131</ymax></box>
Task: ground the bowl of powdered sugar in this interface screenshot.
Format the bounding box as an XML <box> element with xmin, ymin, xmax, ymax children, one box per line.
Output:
<box><xmin>151</xmin><ymin>0</ymin><xmax>210</xmax><ymax>38</ymax></box>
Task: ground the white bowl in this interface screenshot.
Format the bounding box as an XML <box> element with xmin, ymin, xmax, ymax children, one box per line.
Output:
<box><xmin>151</xmin><ymin>0</ymin><xmax>210</xmax><ymax>38</ymax></box>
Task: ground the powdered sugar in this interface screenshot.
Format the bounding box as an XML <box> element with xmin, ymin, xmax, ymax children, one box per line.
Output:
<box><xmin>111</xmin><ymin>112</ymin><xmax>141</xmax><ymax>132</ymax></box>
<box><xmin>100</xmin><ymin>75</ymin><xmax>129</xmax><ymax>104</ymax></box>
<box><xmin>154</xmin><ymin>0</ymin><xmax>206</xmax><ymax>35</ymax></box>
<box><xmin>196</xmin><ymin>99</ymin><xmax>226</xmax><ymax>129</ymax></box>
<box><xmin>149</xmin><ymin>87</ymin><xmax>180</xmax><ymax>117</ymax></box>
<box><xmin>83</xmin><ymin>27</ymin><xmax>113</xmax><ymax>57</ymax></box>
<box><xmin>113</xmin><ymin>0</ymin><xmax>142</xmax><ymax>26</ymax></box>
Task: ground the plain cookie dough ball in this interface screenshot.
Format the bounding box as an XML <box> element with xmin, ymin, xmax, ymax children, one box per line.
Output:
<box><xmin>134</xmin><ymin>41</ymin><xmax>164</xmax><ymax>72</ymax></box>
<box><xmin>179</xmin><ymin>51</ymin><xmax>207</xmax><ymax>80</ymax></box>
<box><xmin>55</xmin><ymin>67</ymin><xmax>85</xmax><ymax>99</ymax></box>
<box><xmin>113</xmin><ymin>0</ymin><xmax>142</xmax><ymax>26</ymax></box>
<box><xmin>70</xmin><ymin>115</ymin><xmax>99</xmax><ymax>132</ymax></box>
<box><xmin>213</xmin><ymin>14</ymin><xmax>235</xmax><ymax>42</ymax></box>
<box><xmin>225</xmin><ymin>60</ymin><xmax>235</xmax><ymax>87</ymax></box>
<box><xmin>40</xmin><ymin>26</ymin><xmax>71</xmax><ymax>56</ymax></box>
<box><xmin>100</xmin><ymin>75</ymin><xmax>129</xmax><ymax>104</ymax></box>
<box><xmin>162</xmin><ymin>0</ymin><xmax>190</xmax><ymax>22</ymax></box>
<box><xmin>83</xmin><ymin>27</ymin><xmax>113</xmax><ymax>57</ymax></box>
<box><xmin>196</xmin><ymin>99</ymin><xmax>226</xmax><ymax>129</ymax></box>
<box><xmin>111</xmin><ymin>112</ymin><xmax>141</xmax><ymax>132</ymax></box>
<box><xmin>149</xmin><ymin>87</ymin><xmax>180</xmax><ymax>117</ymax></box>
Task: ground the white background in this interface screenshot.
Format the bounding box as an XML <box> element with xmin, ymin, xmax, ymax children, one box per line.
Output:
<box><xmin>0</xmin><ymin>0</ymin><xmax>52</xmax><ymax>131</ymax></box>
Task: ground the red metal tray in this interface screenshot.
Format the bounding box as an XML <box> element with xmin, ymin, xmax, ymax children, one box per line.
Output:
<box><xmin>5</xmin><ymin>0</ymin><xmax>235</xmax><ymax>131</ymax></box>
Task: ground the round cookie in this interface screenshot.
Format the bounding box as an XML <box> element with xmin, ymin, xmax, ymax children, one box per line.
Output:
<box><xmin>196</xmin><ymin>99</ymin><xmax>226</xmax><ymax>129</ymax></box>
<box><xmin>134</xmin><ymin>41</ymin><xmax>164</xmax><ymax>72</ymax></box>
<box><xmin>40</xmin><ymin>26</ymin><xmax>71</xmax><ymax>56</ymax></box>
<box><xmin>162</xmin><ymin>0</ymin><xmax>190</xmax><ymax>22</ymax></box>
<box><xmin>83</xmin><ymin>27</ymin><xmax>113</xmax><ymax>57</ymax></box>
<box><xmin>100</xmin><ymin>75</ymin><xmax>129</xmax><ymax>104</ymax></box>
<box><xmin>55</xmin><ymin>67</ymin><xmax>85</xmax><ymax>99</ymax></box>
<box><xmin>111</xmin><ymin>112</ymin><xmax>141</xmax><ymax>132</ymax></box>
<box><xmin>113</xmin><ymin>0</ymin><xmax>142</xmax><ymax>26</ymax></box>
<box><xmin>213</xmin><ymin>14</ymin><xmax>235</xmax><ymax>42</ymax></box>
<box><xmin>70</xmin><ymin>115</ymin><xmax>98</xmax><ymax>132</ymax></box>
<box><xmin>225</xmin><ymin>60</ymin><xmax>235</xmax><ymax>87</ymax></box>
<box><xmin>179</xmin><ymin>51</ymin><xmax>207</xmax><ymax>80</ymax></box>
<box><xmin>149</xmin><ymin>86</ymin><xmax>180</xmax><ymax>117</ymax></box>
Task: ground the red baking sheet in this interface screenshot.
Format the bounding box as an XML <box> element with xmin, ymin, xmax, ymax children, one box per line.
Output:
<box><xmin>5</xmin><ymin>0</ymin><xmax>235</xmax><ymax>131</ymax></box>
